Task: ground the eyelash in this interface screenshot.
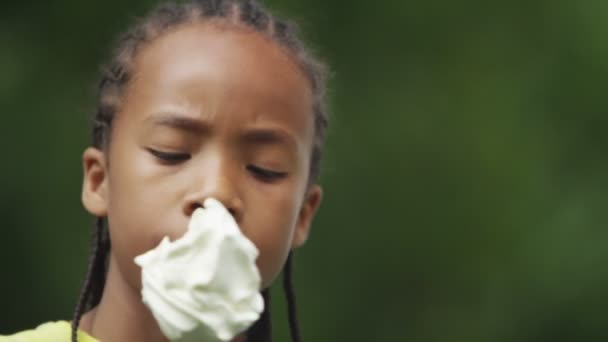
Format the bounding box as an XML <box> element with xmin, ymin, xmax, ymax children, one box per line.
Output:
<box><xmin>146</xmin><ymin>148</ymin><xmax>191</xmax><ymax>163</ymax></box>
<box><xmin>146</xmin><ymin>148</ymin><xmax>287</xmax><ymax>181</ymax></box>
<box><xmin>247</xmin><ymin>165</ymin><xmax>287</xmax><ymax>182</ymax></box>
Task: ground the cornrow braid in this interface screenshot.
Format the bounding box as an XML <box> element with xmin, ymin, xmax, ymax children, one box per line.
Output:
<box><xmin>75</xmin><ymin>0</ymin><xmax>328</xmax><ymax>340</ymax></box>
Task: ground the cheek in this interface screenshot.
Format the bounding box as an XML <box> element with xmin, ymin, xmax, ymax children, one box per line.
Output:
<box><xmin>105</xmin><ymin>144</ymin><xmax>183</xmax><ymax>288</ymax></box>
<box><xmin>245</xmin><ymin>189</ymin><xmax>301</xmax><ymax>288</ymax></box>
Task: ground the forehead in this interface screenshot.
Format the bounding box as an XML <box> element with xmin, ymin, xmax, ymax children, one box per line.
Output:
<box><xmin>121</xmin><ymin>21</ymin><xmax>314</xmax><ymax>142</ymax></box>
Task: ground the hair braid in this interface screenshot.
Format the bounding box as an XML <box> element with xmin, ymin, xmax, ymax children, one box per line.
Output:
<box><xmin>88</xmin><ymin>218</ymin><xmax>110</xmax><ymax>307</ymax></box>
<box><xmin>71</xmin><ymin>217</ymin><xmax>108</xmax><ymax>342</ymax></box>
<box><xmin>246</xmin><ymin>288</ymin><xmax>272</xmax><ymax>342</ymax></box>
<box><xmin>283</xmin><ymin>252</ymin><xmax>301</xmax><ymax>342</ymax></box>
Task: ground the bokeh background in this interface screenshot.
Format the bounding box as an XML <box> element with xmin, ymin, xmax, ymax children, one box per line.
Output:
<box><xmin>1</xmin><ymin>0</ymin><xmax>608</xmax><ymax>341</ymax></box>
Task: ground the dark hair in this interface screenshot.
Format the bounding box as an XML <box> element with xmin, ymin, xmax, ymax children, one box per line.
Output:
<box><xmin>72</xmin><ymin>1</ymin><xmax>329</xmax><ymax>341</ymax></box>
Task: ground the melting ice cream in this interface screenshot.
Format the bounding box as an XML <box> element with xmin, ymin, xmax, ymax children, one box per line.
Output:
<box><xmin>134</xmin><ymin>198</ymin><xmax>264</xmax><ymax>342</ymax></box>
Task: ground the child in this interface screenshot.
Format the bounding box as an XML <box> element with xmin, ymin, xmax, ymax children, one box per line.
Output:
<box><xmin>0</xmin><ymin>0</ymin><xmax>329</xmax><ymax>341</ymax></box>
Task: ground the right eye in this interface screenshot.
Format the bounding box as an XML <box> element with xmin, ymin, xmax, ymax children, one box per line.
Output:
<box><xmin>146</xmin><ymin>148</ymin><xmax>191</xmax><ymax>164</ymax></box>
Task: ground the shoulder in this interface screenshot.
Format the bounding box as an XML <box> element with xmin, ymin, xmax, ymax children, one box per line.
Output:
<box><xmin>0</xmin><ymin>321</ymin><xmax>97</xmax><ymax>342</ymax></box>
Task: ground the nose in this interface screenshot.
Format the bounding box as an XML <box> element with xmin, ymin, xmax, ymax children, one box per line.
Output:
<box><xmin>183</xmin><ymin>156</ymin><xmax>244</xmax><ymax>222</ymax></box>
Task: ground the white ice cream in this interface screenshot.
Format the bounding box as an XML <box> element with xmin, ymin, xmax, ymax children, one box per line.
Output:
<box><xmin>134</xmin><ymin>198</ymin><xmax>264</xmax><ymax>342</ymax></box>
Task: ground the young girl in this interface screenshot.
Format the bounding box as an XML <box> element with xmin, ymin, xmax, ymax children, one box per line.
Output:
<box><xmin>1</xmin><ymin>0</ymin><xmax>329</xmax><ymax>341</ymax></box>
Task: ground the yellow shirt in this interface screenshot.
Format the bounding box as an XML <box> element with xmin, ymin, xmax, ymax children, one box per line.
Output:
<box><xmin>0</xmin><ymin>321</ymin><xmax>97</xmax><ymax>342</ymax></box>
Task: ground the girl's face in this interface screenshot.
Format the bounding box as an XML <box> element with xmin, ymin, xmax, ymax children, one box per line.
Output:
<box><xmin>82</xmin><ymin>22</ymin><xmax>322</xmax><ymax>290</ymax></box>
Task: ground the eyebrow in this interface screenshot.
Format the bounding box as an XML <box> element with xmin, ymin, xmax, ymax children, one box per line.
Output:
<box><xmin>145</xmin><ymin>113</ymin><xmax>298</xmax><ymax>150</ymax></box>
<box><xmin>241</xmin><ymin>128</ymin><xmax>298</xmax><ymax>151</ymax></box>
<box><xmin>145</xmin><ymin>114</ymin><xmax>210</xmax><ymax>134</ymax></box>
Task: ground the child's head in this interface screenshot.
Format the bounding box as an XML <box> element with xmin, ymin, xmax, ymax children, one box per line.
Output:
<box><xmin>75</xmin><ymin>0</ymin><xmax>329</xmax><ymax>341</ymax></box>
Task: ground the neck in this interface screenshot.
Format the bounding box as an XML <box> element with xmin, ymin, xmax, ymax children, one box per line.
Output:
<box><xmin>79</xmin><ymin>254</ymin><xmax>246</xmax><ymax>342</ymax></box>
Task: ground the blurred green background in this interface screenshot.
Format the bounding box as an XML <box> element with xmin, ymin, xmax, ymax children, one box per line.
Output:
<box><xmin>1</xmin><ymin>0</ymin><xmax>608</xmax><ymax>341</ymax></box>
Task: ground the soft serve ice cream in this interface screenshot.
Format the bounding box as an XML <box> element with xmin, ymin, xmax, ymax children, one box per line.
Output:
<box><xmin>134</xmin><ymin>198</ymin><xmax>264</xmax><ymax>342</ymax></box>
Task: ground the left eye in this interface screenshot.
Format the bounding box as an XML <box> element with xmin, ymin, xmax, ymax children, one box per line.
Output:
<box><xmin>146</xmin><ymin>148</ymin><xmax>191</xmax><ymax>163</ymax></box>
<box><xmin>247</xmin><ymin>165</ymin><xmax>287</xmax><ymax>181</ymax></box>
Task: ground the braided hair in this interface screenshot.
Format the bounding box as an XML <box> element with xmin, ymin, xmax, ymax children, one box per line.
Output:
<box><xmin>72</xmin><ymin>1</ymin><xmax>329</xmax><ymax>341</ymax></box>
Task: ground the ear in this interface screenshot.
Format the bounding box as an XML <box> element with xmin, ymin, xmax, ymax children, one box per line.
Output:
<box><xmin>291</xmin><ymin>184</ymin><xmax>323</xmax><ymax>249</ymax></box>
<box><xmin>82</xmin><ymin>147</ymin><xmax>109</xmax><ymax>216</ymax></box>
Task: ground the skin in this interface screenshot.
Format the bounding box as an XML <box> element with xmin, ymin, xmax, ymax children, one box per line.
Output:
<box><xmin>80</xmin><ymin>21</ymin><xmax>322</xmax><ymax>342</ymax></box>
